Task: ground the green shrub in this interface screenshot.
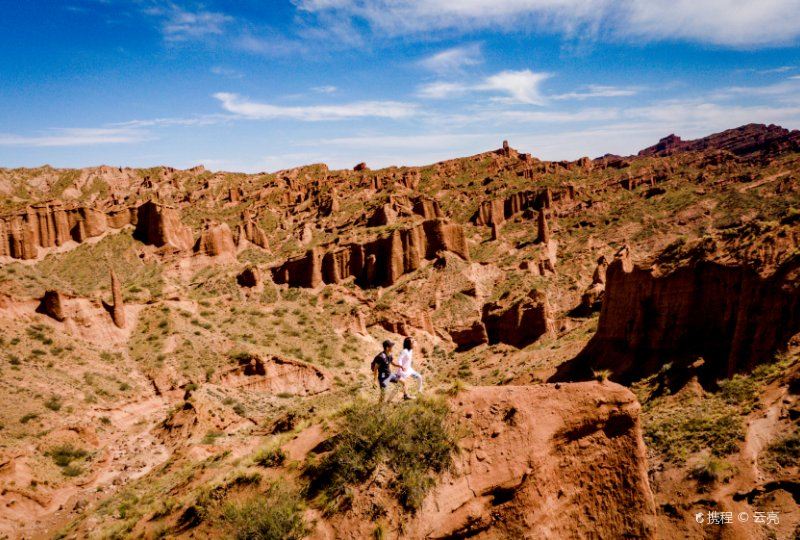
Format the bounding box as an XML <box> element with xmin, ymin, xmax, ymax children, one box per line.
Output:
<box><xmin>222</xmin><ymin>484</ymin><xmax>307</xmax><ymax>540</ymax></box>
<box><xmin>644</xmin><ymin>398</ymin><xmax>743</xmax><ymax>462</ymax></box>
<box><xmin>689</xmin><ymin>456</ymin><xmax>735</xmax><ymax>484</ymax></box>
<box><xmin>48</xmin><ymin>444</ymin><xmax>89</xmax><ymax>467</ymax></box>
<box><xmin>20</xmin><ymin>413</ymin><xmax>39</xmax><ymax>424</ymax></box>
<box><xmin>305</xmin><ymin>398</ymin><xmax>456</xmax><ymax>511</ymax></box>
<box><xmin>62</xmin><ymin>464</ymin><xmax>83</xmax><ymax>477</ymax></box>
<box><xmin>717</xmin><ymin>374</ymin><xmax>758</xmax><ymax>410</ymax></box>
<box><xmin>232</xmin><ymin>403</ymin><xmax>246</xmax><ymax>417</ymax></box>
<box><xmin>253</xmin><ymin>446</ymin><xmax>286</xmax><ymax>468</ymax></box>
<box><xmin>44</xmin><ymin>395</ymin><xmax>62</xmax><ymax>411</ymax></box>
<box><xmin>764</xmin><ymin>432</ymin><xmax>800</xmax><ymax>469</ymax></box>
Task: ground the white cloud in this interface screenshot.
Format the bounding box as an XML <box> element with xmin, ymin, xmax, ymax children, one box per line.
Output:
<box><xmin>148</xmin><ymin>5</ymin><xmax>232</xmax><ymax>42</ymax></box>
<box><xmin>479</xmin><ymin>69</ymin><xmax>551</xmax><ymax>104</ymax></box>
<box><xmin>419</xmin><ymin>43</ymin><xmax>483</xmax><ymax>73</ymax></box>
<box><xmin>211</xmin><ymin>66</ymin><xmax>243</xmax><ymax>79</ymax></box>
<box><xmin>312</xmin><ymin>85</ymin><xmax>338</xmax><ymax>94</ymax></box>
<box><xmin>417</xmin><ymin>69</ymin><xmax>551</xmax><ymax>104</ymax></box>
<box><xmin>0</xmin><ymin>128</ymin><xmax>149</xmax><ymax>147</ymax></box>
<box><xmin>213</xmin><ymin>92</ymin><xmax>419</xmax><ymax>121</ymax></box>
<box><xmin>417</xmin><ymin>81</ymin><xmax>469</xmax><ymax>99</ymax></box>
<box><xmin>553</xmin><ymin>84</ymin><xmax>638</xmax><ymax>100</ymax></box>
<box><xmin>295</xmin><ymin>0</ymin><xmax>800</xmax><ymax>47</ymax></box>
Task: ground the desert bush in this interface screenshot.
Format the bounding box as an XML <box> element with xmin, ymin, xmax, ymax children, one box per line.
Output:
<box><xmin>62</xmin><ymin>464</ymin><xmax>83</xmax><ymax>477</ymax></box>
<box><xmin>253</xmin><ymin>446</ymin><xmax>286</xmax><ymax>468</ymax></box>
<box><xmin>689</xmin><ymin>455</ymin><xmax>735</xmax><ymax>484</ymax></box>
<box><xmin>44</xmin><ymin>395</ymin><xmax>62</xmax><ymax>411</ymax></box>
<box><xmin>48</xmin><ymin>444</ymin><xmax>89</xmax><ymax>467</ymax></box>
<box><xmin>222</xmin><ymin>483</ymin><xmax>307</xmax><ymax>540</ymax></box>
<box><xmin>20</xmin><ymin>413</ymin><xmax>39</xmax><ymax>424</ymax></box>
<box><xmin>763</xmin><ymin>432</ymin><xmax>800</xmax><ymax>470</ymax></box>
<box><xmin>305</xmin><ymin>397</ymin><xmax>456</xmax><ymax>511</ymax></box>
<box><xmin>644</xmin><ymin>398</ymin><xmax>743</xmax><ymax>462</ymax></box>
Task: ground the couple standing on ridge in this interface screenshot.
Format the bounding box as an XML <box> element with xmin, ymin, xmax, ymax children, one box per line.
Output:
<box><xmin>371</xmin><ymin>337</ymin><xmax>423</xmax><ymax>401</ymax></box>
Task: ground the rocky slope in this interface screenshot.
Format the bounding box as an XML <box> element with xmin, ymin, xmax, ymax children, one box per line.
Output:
<box><xmin>0</xmin><ymin>123</ymin><xmax>798</xmax><ymax>539</ymax></box>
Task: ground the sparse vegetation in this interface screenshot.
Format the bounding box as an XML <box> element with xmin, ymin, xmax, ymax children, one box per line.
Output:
<box><xmin>253</xmin><ymin>446</ymin><xmax>286</xmax><ymax>468</ymax></box>
<box><xmin>48</xmin><ymin>444</ymin><xmax>89</xmax><ymax>467</ymax></box>
<box><xmin>762</xmin><ymin>431</ymin><xmax>800</xmax><ymax>471</ymax></box>
<box><xmin>689</xmin><ymin>455</ymin><xmax>735</xmax><ymax>485</ymax></box>
<box><xmin>222</xmin><ymin>483</ymin><xmax>307</xmax><ymax>540</ymax></box>
<box><xmin>305</xmin><ymin>398</ymin><xmax>456</xmax><ymax>511</ymax></box>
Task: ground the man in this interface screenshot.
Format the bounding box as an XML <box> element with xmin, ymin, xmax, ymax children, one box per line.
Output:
<box><xmin>371</xmin><ymin>339</ymin><xmax>402</xmax><ymax>401</ymax></box>
<box><xmin>396</xmin><ymin>337</ymin><xmax>423</xmax><ymax>397</ymax></box>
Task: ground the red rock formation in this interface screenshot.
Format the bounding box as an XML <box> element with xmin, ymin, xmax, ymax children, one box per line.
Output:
<box><xmin>0</xmin><ymin>200</ymin><xmax>132</xmax><ymax>260</ymax></box>
<box><xmin>490</xmin><ymin>221</ymin><xmax>501</xmax><ymax>241</ymax></box>
<box><xmin>472</xmin><ymin>188</ymin><xmax>571</xmax><ymax>227</ymax></box>
<box><xmin>37</xmin><ymin>290</ymin><xmax>67</xmax><ymax>322</ymax></box>
<box><xmin>555</xmin><ymin>245</ymin><xmax>800</xmax><ymax>384</ymax></box>
<box><xmin>134</xmin><ymin>201</ymin><xmax>193</xmax><ymax>251</ymax></box>
<box><xmin>239</xmin><ymin>217</ymin><xmax>270</xmax><ymax>250</ymax></box>
<box><xmin>272</xmin><ymin>219</ymin><xmax>469</xmax><ymax>288</ymax></box>
<box><xmin>237</xmin><ymin>267</ymin><xmax>262</xmax><ymax>288</ymax></box>
<box><xmin>353</xmin><ymin>162</ymin><xmax>368</xmax><ymax>171</ymax></box>
<box><xmin>638</xmin><ymin>123</ymin><xmax>800</xmax><ymax>158</ymax></box>
<box><xmin>367</xmin><ymin>204</ymin><xmax>397</xmax><ymax>227</ymax></box>
<box><xmin>577</xmin><ymin>255</ymin><xmax>609</xmax><ymax>314</ymax></box>
<box><xmin>411</xmin><ymin>196</ymin><xmax>442</xmax><ymax>219</ymax></box>
<box><xmin>536</xmin><ymin>209</ymin><xmax>550</xmax><ymax>244</ymax></box>
<box><xmin>195</xmin><ymin>221</ymin><xmax>236</xmax><ymax>257</ymax></box>
<box><xmin>110</xmin><ymin>269</ymin><xmax>126</xmax><ymax>329</ymax></box>
<box><xmin>217</xmin><ymin>353</ymin><xmax>330</xmax><ymax>396</ymax></box>
<box><xmin>481</xmin><ymin>290</ymin><xmax>555</xmax><ymax>348</ymax></box>
<box><xmin>448</xmin><ymin>321</ymin><xmax>489</xmax><ymax>351</ymax></box>
<box><xmin>337</xmin><ymin>383</ymin><xmax>656</xmax><ymax>539</ymax></box>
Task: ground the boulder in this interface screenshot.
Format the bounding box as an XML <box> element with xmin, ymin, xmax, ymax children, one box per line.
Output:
<box><xmin>37</xmin><ymin>290</ymin><xmax>67</xmax><ymax>322</ymax></box>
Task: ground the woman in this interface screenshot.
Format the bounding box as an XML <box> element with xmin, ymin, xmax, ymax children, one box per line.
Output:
<box><xmin>396</xmin><ymin>337</ymin><xmax>423</xmax><ymax>397</ymax></box>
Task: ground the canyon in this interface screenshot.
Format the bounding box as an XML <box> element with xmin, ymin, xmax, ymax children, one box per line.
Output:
<box><xmin>0</xmin><ymin>123</ymin><xmax>798</xmax><ymax>539</ymax></box>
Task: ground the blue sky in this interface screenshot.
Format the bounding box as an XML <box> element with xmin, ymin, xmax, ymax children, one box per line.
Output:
<box><xmin>1</xmin><ymin>0</ymin><xmax>800</xmax><ymax>171</ymax></box>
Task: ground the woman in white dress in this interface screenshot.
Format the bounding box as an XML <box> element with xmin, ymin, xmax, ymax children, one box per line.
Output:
<box><xmin>396</xmin><ymin>337</ymin><xmax>423</xmax><ymax>398</ymax></box>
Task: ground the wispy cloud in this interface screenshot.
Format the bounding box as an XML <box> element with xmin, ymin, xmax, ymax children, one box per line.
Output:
<box><xmin>145</xmin><ymin>4</ymin><xmax>232</xmax><ymax>42</ymax></box>
<box><xmin>213</xmin><ymin>92</ymin><xmax>419</xmax><ymax>121</ymax></box>
<box><xmin>0</xmin><ymin>127</ymin><xmax>149</xmax><ymax>147</ymax></box>
<box><xmin>418</xmin><ymin>69</ymin><xmax>551</xmax><ymax>104</ymax></box>
<box><xmin>295</xmin><ymin>0</ymin><xmax>800</xmax><ymax>47</ymax></box>
<box><xmin>419</xmin><ymin>43</ymin><xmax>483</xmax><ymax>73</ymax></box>
<box><xmin>312</xmin><ymin>85</ymin><xmax>338</xmax><ymax>94</ymax></box>
<box><xmin>553</xmin><ymin>85</ymin><xmax>639</xmax><ymax>100</ymax></box>
<box><xmin>210</xmin><ymin>66</ymin><xmax>243</xmax><ymax>79</ymax></box>
<box><xmin>417</xmin><ymin>81</ymin><xmax>470</xmax><ymax>99</ymax></box>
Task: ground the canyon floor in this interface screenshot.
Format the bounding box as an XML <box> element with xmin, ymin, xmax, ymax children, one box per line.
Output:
<box><xmin>0</xmin><ymin>123</ymin><xmax>799</xmax><ymax>539</ymax></box>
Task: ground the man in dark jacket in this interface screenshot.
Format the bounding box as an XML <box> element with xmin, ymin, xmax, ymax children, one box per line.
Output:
<box><xmin>371</xmin><ymin>339</ymin><xmax>400</xmax><ymax>401</ymax></box>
